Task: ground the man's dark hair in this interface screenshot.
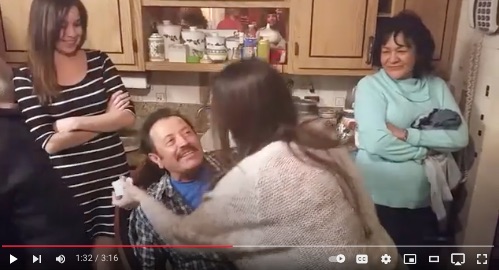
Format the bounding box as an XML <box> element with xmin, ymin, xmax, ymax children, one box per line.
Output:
<box><xmin>139</xmin><ymin>108</ymin><xmax>195</xmax><ymax>154</ymax></box>
<box><xmin>372</xmin><ymin>10</ymin><xmax>435</xmax><ymax>78</ymax></box>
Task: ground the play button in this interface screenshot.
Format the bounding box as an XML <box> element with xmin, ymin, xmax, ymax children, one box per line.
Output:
<box><xmin>9</xmin><ymin>254</ymin><xmax>17</xmax><ymax>264</ymax></box>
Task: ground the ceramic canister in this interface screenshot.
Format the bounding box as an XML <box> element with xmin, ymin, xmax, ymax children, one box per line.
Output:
<box><xmin>206</xmin><ymin>33</ymin><xmax>226</xmax><ymax>50</ymax></box>
<box><xmin>257</xmin><ymin>23</ymin><xmax>282</xmax><ymax>45</ymax></box>
<box><xmin>181</xmin><ymin>26</ymin><xmax>206</xmax><ymax>54</ymax></box>
<box><xmin>148</xmin><ymin>32</ymin><xmax>164</xmax><ymax>61</ymax></box>
<box><xmin>225</xmin><ymin>36</ymin><xmax>240</xmax><ymax>60</ymax></box>
<box><xmin>157</xmin><ymin>20</ymin><xmax>181</xmax><ymax>60</ymax></box>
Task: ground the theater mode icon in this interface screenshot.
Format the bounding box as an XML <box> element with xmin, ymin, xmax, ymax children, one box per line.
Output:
<box><xmin>429</xmin><ymin>255</ymin><xmax>440</xmax><ymax>263</ymax></box>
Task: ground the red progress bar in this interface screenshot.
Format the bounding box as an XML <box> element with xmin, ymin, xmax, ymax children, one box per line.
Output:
<box><xmin>2</xmin><ymin>245</ymin><xmax>233</xmax><ymax>249</ymax></box>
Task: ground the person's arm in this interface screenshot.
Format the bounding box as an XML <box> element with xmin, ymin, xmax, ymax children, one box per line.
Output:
<box><xmin>44</xmin><ymin>132</ymin><xmax>99</xmax><ymax>154</ymax></box>
<box><xmin>128</xmin><ymin>209</ymin><xmax>163</xmax><ymax>270</ymax></box>
<box><xmin>136</xmin><ymin>169</ymin><xmax>282</xmax><ymax>255</ymax></box>
<box><xmin>405</xmin><ymin>79</ymin><xmax>469</xmax><ymax>152</ymax></box>
<box><xmin>354</xmin><ymin>77</ymin><xmax>428</xmax><ymax>162</ymax></box>
<box><xmin>70</xmin><ymin>51</ymin><xmax>135</xmax><ymax>132</ymax></box>
<box><xmin>12</xmin><ymin>68</ymin><xmax>98</xmax><ymax>155</ymax></box>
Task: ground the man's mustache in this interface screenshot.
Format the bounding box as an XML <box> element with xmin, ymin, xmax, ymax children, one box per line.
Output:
<box><xmin>176</xmin><ymin>145</ymin><xmax>199</xmax><ymax>159</ymax></box>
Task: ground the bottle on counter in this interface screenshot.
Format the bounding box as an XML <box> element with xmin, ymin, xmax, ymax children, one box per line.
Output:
<box><xmin>236</xmin><ymin>32</ymin><xmax>245</xmax><ymax>60</ymax></box>
<box><xmin>242</xmin><ymin>24</ymin><xmax>258</xmax><ymax>59</ymax></box>
<box><xmin>148</xmin><ymin>25</ymin><xmax>165</xmax><ymax>61</ymax></box>
<box><xmin>257</xmin><ymin>38</ymin><xmax>270</xmax><ymax>62</ymax></box>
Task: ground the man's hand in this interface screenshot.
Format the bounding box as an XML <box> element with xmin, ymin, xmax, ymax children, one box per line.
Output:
<box><xmin>386</xmin><ymin>122</ymin><xmax>408</xmax><ymax>141</ymax></box>
<box><xmin>112</xmin><ymin>177</ymin><xmax>148</xmax><ymax>210</ymax></box>
<box><xmin>107</xmin><ymin>90</ymin><xmax>131</xmax><ymax>113</ymax></box>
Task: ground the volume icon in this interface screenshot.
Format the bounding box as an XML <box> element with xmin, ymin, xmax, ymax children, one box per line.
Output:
<box><xmin>56</xmin><ymin>255</ymin><xmax>65</xmax><ymax>264</ymax></box>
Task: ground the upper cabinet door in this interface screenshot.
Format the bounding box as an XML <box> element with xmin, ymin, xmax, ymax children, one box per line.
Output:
<box><xmin>402</xmin><ymin>0</ymin><xmax>461</xmax><ymax>79</ymax></box>
<box><xmin>0</xmin><ymin>0</ymin><xmax>136</xmax><ymax>66</ymax></box>
<box><xmin>81</xmin><ymin>0</ymin><xmax>136</xmax><ymax>66</ymax></box>
<box><xmin>293</xmin><ymin>0</ymin><xmax>379</xmax><ymax>70</ymax></box>
<box><xmin>0</xmin><ymin>0</ymin><xmax>31</xmax><ymax>63</ymax></box>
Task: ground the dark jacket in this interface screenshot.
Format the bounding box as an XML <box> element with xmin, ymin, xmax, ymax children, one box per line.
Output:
<box><xmin>0</xmin><ymin>108</ymin><xmax>92</xmax><ymax>270</ymax></box>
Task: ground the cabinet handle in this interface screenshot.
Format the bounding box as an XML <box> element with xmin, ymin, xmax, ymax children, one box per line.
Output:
<box><xmin>294</xmin><ymin>42</ymin><xmax>299</xmax><ymax>56</ymax></box>
<box><xmin>365</xmin><ymin>36</ymin><xmax>374</xmax><ymax>65</ymax></box>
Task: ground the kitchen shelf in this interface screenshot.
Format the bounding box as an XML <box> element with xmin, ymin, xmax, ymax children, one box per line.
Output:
<box><xmin>145</xmin><ymin>61</ymin><xmax>285</xmax><ymax>73</ymax></box>
<box><xmin>142</xmin><ymin>0</ymin><xmax>290</xmax><ymax>8</ymax></box>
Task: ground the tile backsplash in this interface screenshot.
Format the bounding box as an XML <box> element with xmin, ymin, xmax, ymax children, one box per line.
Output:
<box><xmin>131</xmin><ymin>101</ymin><xmax>209</xmax><ymax>134</ymax></box>
<box><xmin>127</xmin><ymin>72</ymin><xmax>361</xmax><ymax>108</ymax></box>
<box><xmin>128</xmin><ymin>72</ymin><xmax>204</xmax><ymax>104</ymax></box>
<box><xmin>286</xmin><ymin>75</ymin><xmax>360</xmax><ymax>108</ymax></box>
<box><xmin>124</xmin><ymin>72</ymin><xmax>360</xmax><ymax>134</ymax></box>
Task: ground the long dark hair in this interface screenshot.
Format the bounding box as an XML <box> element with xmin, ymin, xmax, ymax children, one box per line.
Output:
<box><xmin>211</xmin><ymin>59</ymin><xmax>372</xmax><ymax>237</ymax></box>
<box><xmin>27</xmin><ymin>0</ymin><xmax>88</xmax><ymax>103</ymax></box>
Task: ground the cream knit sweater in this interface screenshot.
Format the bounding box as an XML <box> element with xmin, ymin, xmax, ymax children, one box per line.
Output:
<box><xmin>139</xmin><ymin>141</ymin><xmax>400</xmax><ymax>269</ymax></box>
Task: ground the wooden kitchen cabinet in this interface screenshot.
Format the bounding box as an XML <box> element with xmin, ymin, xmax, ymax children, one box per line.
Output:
<box><xmin>289</xmin><ymin>0</ymin><xmax>379</xmax><ymax>75</ymax></box>
<box><xmin>288</xmin><ymin>0</ymin><xmax>378</xmax><ymax>75</ymax></box>
<box><xmin>395</xmin><ymin>0</ymin><xmax>462</xmax><ymax>80</ymax></box>
<box><xmin>0</xmin><ymin>0</ymin><xmax>143</xmax><ymax>71</ymax></box>
<box><xmin>287</xmin><ymin>0</ymin><xmax>462</xmax><ymax>77</ymax></box>
<box><xmin>140</xmin><ymin>1</ymin><xmax>290</xmax><ymax>72</ymax></box>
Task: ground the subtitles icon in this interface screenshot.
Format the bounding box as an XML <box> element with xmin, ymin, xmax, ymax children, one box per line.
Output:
<box><xmin>451</xmin><ymin>253</ymin><xmax>465</xmax><ymax>266</ymax></box>
<box><xmin>404</xmin><ymin>254</ymin><xmax>417</xmax><ymax>264</ymax></box>
<box><xmin>356</xmin><ymin>254</ymin><xmax>368</xmax><ymax>264</ymax></box>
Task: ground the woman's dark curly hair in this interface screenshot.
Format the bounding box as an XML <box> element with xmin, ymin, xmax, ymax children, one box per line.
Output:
<box><xmin>372</xmin><ymin>10</ymin><xmax>435</xmax><ymax>78</ymax></box>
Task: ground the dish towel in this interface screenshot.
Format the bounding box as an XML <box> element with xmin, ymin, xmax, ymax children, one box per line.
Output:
<box><xmin>411</xmin><ymin>108</ymin><xmax>462</xmax><ymax>222</ymax></box>
<box><xmin>424</xmin><ymin>154</ymin><xmax>461</xmax><ymax>221</ymax></box>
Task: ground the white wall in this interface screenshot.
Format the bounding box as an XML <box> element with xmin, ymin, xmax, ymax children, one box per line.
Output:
<box><xmin>449</xmin><ymin>0</ymin><xmax>499</xmax><ymax>253</ymax></box>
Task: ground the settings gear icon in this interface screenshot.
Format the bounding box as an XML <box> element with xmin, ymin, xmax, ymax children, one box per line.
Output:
<box><xmin>381</xmin><ymin>254</ymin><xmax>391</xmax><ymax>264</ymax></box>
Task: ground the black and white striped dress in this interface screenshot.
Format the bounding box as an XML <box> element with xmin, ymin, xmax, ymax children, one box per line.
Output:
<box><xmin>13</xmin><ymin>50</ymin><xmax>134</xmax><ymax>239</ymax></box>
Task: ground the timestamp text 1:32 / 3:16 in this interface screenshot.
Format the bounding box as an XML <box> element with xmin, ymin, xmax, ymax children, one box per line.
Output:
<box><xmin>76</xmin><ymin>254</ymin><xmax>119</xmax><ymax>262</ymax></box>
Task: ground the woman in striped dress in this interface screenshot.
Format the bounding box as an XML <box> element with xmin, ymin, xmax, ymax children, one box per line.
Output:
<box><xmin>13</xmin><ymin>1</ymin><xmax>135</xmax><ymax>269</ymax></box>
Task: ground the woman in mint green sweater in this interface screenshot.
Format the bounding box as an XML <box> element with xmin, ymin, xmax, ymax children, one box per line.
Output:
<box><xmin>354</xmin><ymin>11</ymin><xmax>468</xmax><ymax>268</ymax></box>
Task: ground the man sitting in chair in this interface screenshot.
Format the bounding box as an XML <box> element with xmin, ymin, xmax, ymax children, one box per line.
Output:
<box><xmin>127</xmin><ymin>108</ymin><xmax>236</xmax><ymax>270</ymax></box>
